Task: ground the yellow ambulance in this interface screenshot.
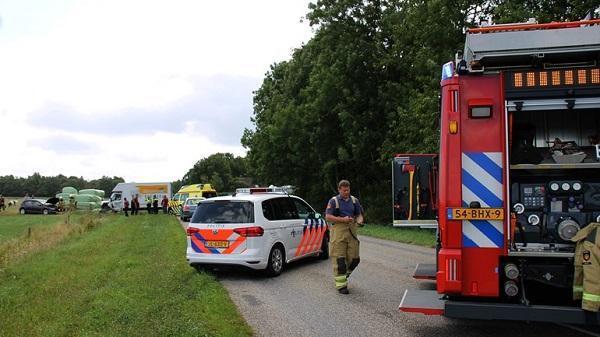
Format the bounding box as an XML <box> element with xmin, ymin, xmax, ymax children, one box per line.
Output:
<box><xmin>168</xmin><ymin>184</ymin><xmax>217</xmax><ymax>215</ymax></box>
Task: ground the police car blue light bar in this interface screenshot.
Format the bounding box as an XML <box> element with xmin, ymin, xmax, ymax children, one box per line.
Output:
<box><xmin>441</xmin><ymin>61</ymin><xmax>454</xmax><ymax>80</ymax></box>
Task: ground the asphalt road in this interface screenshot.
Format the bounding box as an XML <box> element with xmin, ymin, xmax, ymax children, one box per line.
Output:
<box><xmin>212</xmin><ymin>235</ymin><xmax>597</xmax><ymax>337</ymax></box>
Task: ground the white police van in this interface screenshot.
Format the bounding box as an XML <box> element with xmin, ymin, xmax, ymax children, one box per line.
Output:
<box><xmin>186</xmin><ymin>187</ymin><xmax>329</xmax><ymax>276</ymax></box>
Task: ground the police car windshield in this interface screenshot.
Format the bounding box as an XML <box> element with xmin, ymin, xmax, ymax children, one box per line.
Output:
<box><xmin>191</xmin><ymin>201</ymin><xmax>254</xmax><ymax>224</ymax></box>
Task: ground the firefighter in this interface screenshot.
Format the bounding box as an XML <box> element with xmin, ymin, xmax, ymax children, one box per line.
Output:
<box><xmin>161</xmin><ymin>195</ymin><xmax>169</xmax><ymax>214</ymax></box>
<box><xmin>325</xmin><ymin>179</ymin><xmax>364</xmax><ymax>294</ymax></box>
<box><xmin>123</xmin><ymin>198</ymin><xmax>130</xmax><ymax>217</ymax></box>
<box><xmin>572</xmin><ymin>223</ymin><xmax>600</xmax><ymax>312</ymax></box>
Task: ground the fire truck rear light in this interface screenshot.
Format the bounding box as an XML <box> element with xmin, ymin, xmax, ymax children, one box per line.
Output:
<box><xmin>592</xmin><ymin>69</ymin><xmax>600</xmax><ymax>84</ymax></box>
<box><xmin>449</xmin><ymin>120</ymin><xmax>458</xmax><ymax>134</ymax></box>
<box><xmin>564</xmin><ymin>70</ymin><xmax>574</xmax><ymax>85</ymax></box>
<box><xmin>504</xmin><ymin>263</ymin><xmax>520</xmax><ymax>280</ymax></box>
<box><xmin>446</xmin><ymin>258</ymin><xmax>458</xmax><ymax>281</ymax></box>
<box><xmin>234</xmin><ymin>226</ymin><xmax>264</xmax><ymax>237</ymax></box>
<box><xmin>504</xmin><ymin>281</ymin><xmax>519</xmax><ymax>297</ymax></box>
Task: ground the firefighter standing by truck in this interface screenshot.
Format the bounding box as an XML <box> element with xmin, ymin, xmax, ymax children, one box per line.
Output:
<box><xmin>325</xmin><ymin>180</ymin><xmax>364</xmax><ymax>294</ymax></box>
<box><xmin>572</xmin><ymin>223</ymin><xmax>600</xmax><ymax>312</ymax></box>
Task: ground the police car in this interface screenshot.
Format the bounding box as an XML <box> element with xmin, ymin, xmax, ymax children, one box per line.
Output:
<box><xmin>186</xmin><ymin>187</ymin><xmax>329</xmax><ymax>276</ymax></box>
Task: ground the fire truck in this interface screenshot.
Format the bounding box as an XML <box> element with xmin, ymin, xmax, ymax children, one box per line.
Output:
<box><xmin>399</xmin><ymin>19</ymin><xmax>600</xmax><ymax>325</ymax></box>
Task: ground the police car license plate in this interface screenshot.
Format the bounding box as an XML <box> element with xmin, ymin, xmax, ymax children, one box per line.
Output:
<box><xmin>205</xmin><ymin>241</ymin><xmax>229</xmax><ymax>248</ymax></box>
<box><xmin>448</xmin><ymin>208</ymin><xmax>504</xmax><ymax>220</ymax></box>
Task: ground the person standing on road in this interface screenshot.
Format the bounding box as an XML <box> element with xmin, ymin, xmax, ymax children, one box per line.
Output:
<box><xmin>146</xmin><ymin>197</ymin><xmax>152</xmax><ymax>214</ymax></box>
<box><xmin>161</xmin><ymin>195</ymin><xmax>169</xmax><ymax>214</ymax></box>
<box><xmin>325</xmin><ymin>179</ymin><xmax>364</xmax><ymax>295</ymax></box>
<box><xmin>133</xmin><ymin>195</ymin><xmax>139</xmax><ymax>215</ymax></box>
<box><xmin>130</xmin><ymin>195</ymin><xmax>137</xmax><ymax>216</ymax></box>
<box><xmin>123</xmin><ymin>197</ymin><xmax>130</xmax><ymax>217</ymax></box>
<box><xmin>152</xmin><ymin>195</ymin><xmax>159</xmax><ymax>214</ymax></box>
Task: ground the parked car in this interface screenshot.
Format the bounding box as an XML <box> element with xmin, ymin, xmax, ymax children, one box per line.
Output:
<box><xmin>19</xmin><ymin>198</ymin><xmax>58</xmax><ymax>215</ymax></box>
<box><xmin>180</xmin><ymin>197</ymin><xmax>205</xmax><ymax>222</ymax></box>
<box><xmin>186</xmin><ymin>187</ymin><xmax>329</xmax><ymax>276</ymax></box>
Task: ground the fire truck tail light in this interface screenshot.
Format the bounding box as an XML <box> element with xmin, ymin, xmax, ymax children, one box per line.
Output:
<box><xmin>446</xmin><ymin>258</ymin><xmax>458</xmax><ymax>281</ymax></box>
<box><xmin>449</xmin><ymin>120</ymin><xmax>458</xmax><ymax>134</ymax></box>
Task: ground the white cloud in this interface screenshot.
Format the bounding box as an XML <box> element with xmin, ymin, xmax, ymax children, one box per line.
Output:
<box><xmin>0</xmin><ymin>0</ymin><xmax>314</xmax><ymax>181</ymax></box>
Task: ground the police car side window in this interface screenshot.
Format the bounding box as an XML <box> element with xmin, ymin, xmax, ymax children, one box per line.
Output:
<box><xmin>270</xmin><ymin>198</ymin><xmax>298</xmax><ymax>220</ymax></box>
<box><xmin>292</xmin><ymin>199</ymin><xmax>312</xmax><ymax>219</ymax></box>
<box><xmin>262</xmin><ymin>200</ymin><xmax>275</xmax><ymax>221</ymax></box>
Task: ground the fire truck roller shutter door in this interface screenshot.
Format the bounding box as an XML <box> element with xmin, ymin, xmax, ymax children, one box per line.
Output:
<box><xmin>461</xmin><ymin>152</ymin><xmax>504</xmax><ymax>248</ymax></box>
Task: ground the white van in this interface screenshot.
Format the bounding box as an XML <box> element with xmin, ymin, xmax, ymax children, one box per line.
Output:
<box><xmin>107</xmin><ymin>182</ymin><xmax>172</xmax><ymax>211</ymax></box>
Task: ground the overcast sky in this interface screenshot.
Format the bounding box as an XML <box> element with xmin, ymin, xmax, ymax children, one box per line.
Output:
<box><xmin>0</xmin><ymin>0</ymin><xmax>314</xmax><ymax>182</ymax></box>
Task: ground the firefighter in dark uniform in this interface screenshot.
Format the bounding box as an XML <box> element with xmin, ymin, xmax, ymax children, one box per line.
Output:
<box><xmin>146</xmin><ymin>197</ymin><xmax>152</xmax><ymax>214</ymax></box>
<box><xmin>325</xmin><ymin>180</ymin><xmax>364</xmax><ymax>294</ymax></box>
<box><xmin>152</xmin><ymin>195</ymin><xmax>159</xmax><ymax>214</ymax></box>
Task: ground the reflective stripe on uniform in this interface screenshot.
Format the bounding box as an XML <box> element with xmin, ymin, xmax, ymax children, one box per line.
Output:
<box><xmin>583</xmin><ymin>293</ymin><xmax>600</xmax><ymax>302</ymax></box>
<box><xmin>573</xmin><ymin>286</ymin><xmax>583</xmax><ymax>293</ymax></box>
<box><xmin>335</xmin><ymin>275</ymin><xmax>347</xmax><ymax>289</ymax></box>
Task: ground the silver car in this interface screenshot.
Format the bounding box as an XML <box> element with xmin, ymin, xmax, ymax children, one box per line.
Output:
<box><xmin>180</xmin><ymin>197</ymin><xmax>205</xmax><ymax>222</ymax></box>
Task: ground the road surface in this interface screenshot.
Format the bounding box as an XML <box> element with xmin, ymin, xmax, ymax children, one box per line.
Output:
<box><xmin>214</xmin><ymin>235</ymin><xmax>596</xmax><ymax>337</ymax></box>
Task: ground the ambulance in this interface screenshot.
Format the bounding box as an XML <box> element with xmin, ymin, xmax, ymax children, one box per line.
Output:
<box><xmin>169</xmin><ymin>184</ymin><xmax>218</xmax><ymax>215</ymax></box>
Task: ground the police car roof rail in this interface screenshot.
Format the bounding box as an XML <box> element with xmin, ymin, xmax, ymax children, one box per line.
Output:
<box><xmin>234</xmin><ymin>185</ymin><xmax>296</xmax><ymax>195</ymax></box>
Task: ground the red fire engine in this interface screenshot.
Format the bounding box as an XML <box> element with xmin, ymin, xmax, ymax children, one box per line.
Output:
<box><xmin>399</xmin><ymin>19</ymin><xmax>600</xmax><ymax>325</ymax></box>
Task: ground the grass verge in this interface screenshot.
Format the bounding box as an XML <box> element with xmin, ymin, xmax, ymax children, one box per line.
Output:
<box><xmin>0</xmin><ymin>214</ymin><xmax>253</xmax><ymax>337</ymax></box>
<box><xmin>359</xmin><ymin>223</ymin><xmax>436</xmax><ymax>247</ymax></box>
<box><xmin>0</xmin><ymin>212</ymin><xmax>102</xmax><ymax>266</ymax></box>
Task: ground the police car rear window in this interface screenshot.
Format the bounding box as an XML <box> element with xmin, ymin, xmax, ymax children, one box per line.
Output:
<box><xmin>191</xmin><ymin>201</ymin><xmax>254</xmax><ymax>224</ymax></box>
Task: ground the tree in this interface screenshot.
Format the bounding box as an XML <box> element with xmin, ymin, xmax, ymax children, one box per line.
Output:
<box><xmin>182</xmin><ymin>153</ymin><xmax>250</xmax><ymax>193</ymax></box>
<box><xmin>243</xmin><ymin>0</ymin><xmax>599</xmax><ymax>222</ymax></box>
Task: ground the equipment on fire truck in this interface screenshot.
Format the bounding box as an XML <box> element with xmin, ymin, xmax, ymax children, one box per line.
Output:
<box><xmin>399</xmin><ymin>18</ymin><xmax>600</xmax><ymax>325</ymax></box>
<box><xmin>392</xmin><ymin>155</ymin><xmax>437</xmax><ymax>227</ymax></box>
<box><xmin>548</xmin><ymin>138</ymin><xmax>587</xmax><ymax>164</ymax></box>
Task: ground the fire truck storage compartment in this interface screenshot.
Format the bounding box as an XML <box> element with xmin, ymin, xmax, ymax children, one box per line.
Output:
<box><xmin>392</xmin><ymin>154</ymin><xmax>438</xmax><ymax>227</ymax></box>
<box><xmin>509</xmin><ymin>104</ymin><xmax>600</xmax><ymax>249</ymax></box>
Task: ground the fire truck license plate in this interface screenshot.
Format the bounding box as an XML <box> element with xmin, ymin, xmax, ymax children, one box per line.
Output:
<box><xmin>448</xmin><ymin>208</ymin><xmax>504</xmax><ymax>220</ymax></box>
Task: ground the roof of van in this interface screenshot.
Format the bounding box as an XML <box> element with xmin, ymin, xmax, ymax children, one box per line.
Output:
<box><xmin>177</xmin><ymin>183</ymin><xmax>216</xmax><ymax>193</ymax></box>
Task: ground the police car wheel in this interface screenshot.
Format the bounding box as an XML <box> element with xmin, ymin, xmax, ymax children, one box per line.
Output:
<box><xmin>265</xmin><ymin>245</ymin><xmax>284</xmax><ymax>277</ymax></box>
<box><xmin>318</xmin><ymin>235</ymin><xmax>329</xmax><ymax>260</ymax></box>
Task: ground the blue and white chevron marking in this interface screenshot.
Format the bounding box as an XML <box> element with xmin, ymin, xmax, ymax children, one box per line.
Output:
<box><xmin>461</xmin><ymin>152</ymin><xmax>504</xmax><ymax>248</ymax></box>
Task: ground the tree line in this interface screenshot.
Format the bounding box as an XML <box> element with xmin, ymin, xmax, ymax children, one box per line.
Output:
<box><xmin>241</xmin><ymin>0</ymin><xmax>598</xmax><ymax>221</ymax></box>
<box><xmin>0</xmin><ymin>174</ymin><xmax>124</xmax><ymax>198</ymax></box>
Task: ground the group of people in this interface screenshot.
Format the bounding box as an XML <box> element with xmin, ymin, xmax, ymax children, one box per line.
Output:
<box><xmin>122</xmin><ymin>195</ymin><xmax>169</xmax><ymax>217</ymax></box>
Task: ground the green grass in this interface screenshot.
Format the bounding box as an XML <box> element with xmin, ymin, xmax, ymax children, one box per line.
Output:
<box><xmin>0</xmin><ymin>211</ymin><xmax>68</xmax><ymax>243</ymax></box>
<box><xmin>359</xmin><ymin>223</ymin><xmax>436</xmax><ymax>247</ymax></box>
<box><xmin>0</xmin><ymin>214</ymin><xmax>253</xmax><ymax>337</ymax></box>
